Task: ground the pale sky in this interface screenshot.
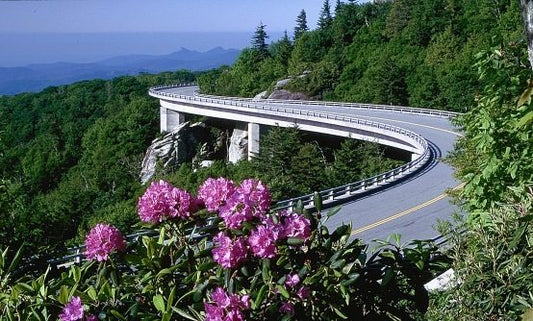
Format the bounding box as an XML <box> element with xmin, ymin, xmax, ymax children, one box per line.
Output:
<box><xmin>0</xmin><ymin>0</ymin><xmax>328</xmax><ymax>33</ymax></box>
<box><xmin>0</xmin><ymin>1</ymin><xmax>370</xmax><ymax>66</ymax></box>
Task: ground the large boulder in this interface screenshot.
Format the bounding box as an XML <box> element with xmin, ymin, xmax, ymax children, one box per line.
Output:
<box><xmin>268</xmin><ymin>89</ymin><xmax>309</xmax><ymax>100</ymax></box>
<box><xmin>139</xmin><ymin>122</ymin><xmax>211</xmax><ymax>184</ymax></box>
<box><xmin>228</xmin><ymin>126</ymin><xmax>248</xmax><ymax>164</ymax></box>
<box><xmin>267</xmin><ymin>76</ymin><xmax>310</xmax><ymax>100</ymax></box>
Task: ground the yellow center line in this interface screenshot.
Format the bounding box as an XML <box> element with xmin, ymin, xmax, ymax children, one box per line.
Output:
<box><xmin>350</xmin><ymin>183</ymin><xmax>465</xmax><ymax>236</ymax></box>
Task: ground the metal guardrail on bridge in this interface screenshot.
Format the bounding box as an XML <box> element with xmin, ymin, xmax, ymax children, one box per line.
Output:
<box><xmin>50</xmin><ymin>83</ymin><xmax>454</xmax><ymax>266</ymax></box>
<box><xmin>150</xmin><ymin>84</ymin><xmax>431</xmax><ymax>209</ymax></box>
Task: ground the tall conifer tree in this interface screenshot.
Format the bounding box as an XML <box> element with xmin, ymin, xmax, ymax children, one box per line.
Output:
<box><xmin>318</xmin><ymin>0</ymin><xmax>333</xmax><ymax>29</ymax></box>
<box><xmin>251</xmin><ymin>22</ymin><xmax>269</xmax><ymax>60</ymax></box>
<box><xmin>294</xmin><ymin>9</ymin><xmax>309</xmax><ymax>40</ymax></box>
<box><xmin>335</xmin><ymin>0</ymin><xmax>342</xmax><ymax>14</ymax></box>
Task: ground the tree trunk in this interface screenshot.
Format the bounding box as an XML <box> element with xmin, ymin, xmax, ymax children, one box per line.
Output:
<box><xmin>520</xmin><ymin>0</ymin><xmax>533</xmax><ymax>70</ymax></box>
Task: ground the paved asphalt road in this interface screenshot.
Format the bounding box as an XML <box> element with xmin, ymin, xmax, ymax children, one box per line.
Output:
<box><xmin>156</xmin><ymin>86</ymin><xmax>462</xmax><ymax>244</ymax></box>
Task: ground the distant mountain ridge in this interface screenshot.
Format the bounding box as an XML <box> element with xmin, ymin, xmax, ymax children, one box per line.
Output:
<box><xmin>0</xmin><ymin>47</ymin><xmax>240</xmax><ymax>95</ymax></box>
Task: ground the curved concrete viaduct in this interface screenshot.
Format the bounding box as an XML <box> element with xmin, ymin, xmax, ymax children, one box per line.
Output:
<box><xmin>149</xmin><ymin>85</ymin><xmax>461</xmax><ymax>242</ymax></box>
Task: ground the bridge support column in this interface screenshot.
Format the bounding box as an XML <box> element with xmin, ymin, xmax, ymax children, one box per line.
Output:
<box><xmin>248</xmin><ymin>123</ymin><xmax>260</xmax><ymax>160</ymax></box>
<box><xmin>160</xmin><ymin>107</ymin><xmax>185</xmax><ymax>133</ymax></box>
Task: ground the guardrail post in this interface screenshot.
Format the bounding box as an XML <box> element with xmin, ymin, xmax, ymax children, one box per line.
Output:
<box><xmin>74</xmin><ymin>249</ymin><xmax>81</xmax><ymax>264</ymax></box>
<box><xmin>328</xmin><ymin>190</ymin><xmax>334</xmax><ymax>201</ymax></box>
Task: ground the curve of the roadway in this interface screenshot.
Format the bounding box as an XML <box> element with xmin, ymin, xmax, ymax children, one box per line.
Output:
<box><xmin>150</xmin><ymin>86</ymin><xmax>462</xmax><ymax>243</ymax></box>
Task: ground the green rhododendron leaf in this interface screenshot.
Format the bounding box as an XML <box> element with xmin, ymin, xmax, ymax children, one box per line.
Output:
<box><xmin>153</xmin><ymin>294</ymin><xmax>165</xmax><ymax>312</ymax></box>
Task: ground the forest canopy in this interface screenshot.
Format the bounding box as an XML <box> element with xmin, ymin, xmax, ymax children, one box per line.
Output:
<box><xmin>198</xmin><ymin>0</ymin><xmax>524</xmax><ymax>112</ymax></box>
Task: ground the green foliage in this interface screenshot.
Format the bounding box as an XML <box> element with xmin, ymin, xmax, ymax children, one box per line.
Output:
<box><xmin>428</xmin><ymin>191</ymin><xmax>533</xmax><ymax>320</ymax></box>
<box><xmin>0</xmin><ymin>71</ymin><xmax>196</xmax><ymax>253</ymax></box>
<box><xmin>248</xmin><ymin>127</ymin><xmax>403</xmax><ymax>201</ymax></box>
<box><xmin>294</xmin><ymin>9</ymin><xmax>309</xmax><ymax>40</ymax></box>
<box><xmin>317</xmin><ymin>0</ymin><xmax>333</xmax><ymax>30</ymax></box>
<box><xmin>201</xmin><ymin>0</ymin><xmax>523</xmax><ymax>112</ymax></box>
<box><xmin>0</xmin><ymin>183</ymin><xmax>447</xmax><ymax>320</ymax></box>
<box><xmin>252</xmin><ymin>22</ymin><xmax>270</xmax><ymax>61</ymax></box>
<box><xmin>448</xmin><ymin>43</ymin><xmax>533</xmax><ymax>214</ymax></box>
<box><xmin>328</xmin><ymin>139</ymin><xmax>403</xmax><ymax>187</ymax></box>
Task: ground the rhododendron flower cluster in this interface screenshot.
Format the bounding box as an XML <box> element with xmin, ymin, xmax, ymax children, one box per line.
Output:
<box><xmin>138</xmin><ymin>180</ymin><xmax>199</xmax><ymax>223</ymax></box>
<box><xmin>212</xmin><ymin>232</ymin><xmax>248</xmax><ymax>268</ymax></box>
<box><xmin>219</xmin><ymin>179</ymin><xmax>271</xmax><ymax>228</ymax></box>
<box><xmin>296</xmin><ymin>286</ymin><xmax>311</xmax><ymax>300</ymax></box>
<box><xmin>204</xmin><ymin>287</ymin><xmax>250</xmax><ymax>321</ymax></box>
<box><xmin>59</xmin><ymin>296</ymin><xmax>84</xmax><ymax>321</ymax></box>
<box><xmin>285</xmin><ymin>273</ymin><xmax>300</xmax><ymax>288</ymax></box>
<box><xmin>280</xmin><ymin>210</ymin><xmax>311</xmax><ymax>241</ymax></box>
<box><xmin>198</xmin><ymin>177</ymin><xmax>236</xmax><ymax>212</ymax></box>
<box><xmin>279</xmin><ymin>301</ymin><xmax>295</xmax><ymax>315</ymax></box>
<box><xmin>248</xmin><ymin>225</ymin><xmax>279</xmax><ymax>259</ymax></box>
<box><xmin>84</xmin><ymin>223</ymin><xmax>126</xmax><ymax>262</ymax></box>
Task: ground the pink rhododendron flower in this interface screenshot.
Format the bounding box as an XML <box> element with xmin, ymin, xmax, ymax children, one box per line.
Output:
<box><xmin>84</xmin><ymin>223</ymin><xmax>126</xmax><ymax>262</ymax></box>
<box><xmin>279</xmin><ymin>301</ymin><xmax>295</xmax><ymax>315</ymax></box>
<box><xmin>285</xmin><ymin>273</ymin><xmax>300</xmax><ymax>288</ymax></box>
<box><xmin>205</xmin><ymin>288</ymin><xmax>249</xmax><ymax>321</ymax></box>
<box><xmin>237</xmin><ymin>179</ymin><xmax>271</xmax><ymax>215</ymax></box>
<box><xmin>212</xmin><ymin>232</ymin><xmax>248</xmax><ymax>268</ymax></box>
<box><xmin>280</xmin><ymin>210</ymin><xmax>311</xmax><ymax>241</ymax></box>
<box><xmin>211</xmin><ymin>287</ymin><xmax>231</xmax><ymax>309</ymax></box>
<box><xmin>219</xmin><ymin>179</ymin><xmax>271</xmax><ymax>229</ymax></box>
<box><xmin>297</xmin><ymin>286</ymin><xmax>310</xmax><ymax>300</ymax></box>
<box><xmin>138</xmin><ymin>180</ymin><xmax>199</xmax><ymax>223</ymax></box>
<box><xmin>59</xmin><ymin>296</ymin><xmax>84</xmax><ymax>321</ymax></box>
<box><xmin>204</xmin><ymin>303</ymin><xmax>224</xmax><ymax>321</ymax></box>
<box><xmin>225</xmin><ymin>309</ymin><xmax>245</xmax><ymax>321</ymax></box>
<box><xmin>198</xmin><ymin>177</ymin><xmax>236</xmax><ymax>212</ymax></box>
<box><xmin>248</xmin><ymin>225</ymin><xmax>279</xmax><ymax>259</ymax></box>
<box><xmin>219</xmin><ymin>192</ymin><xmax>254</xmax><ymax>229</ymax></box>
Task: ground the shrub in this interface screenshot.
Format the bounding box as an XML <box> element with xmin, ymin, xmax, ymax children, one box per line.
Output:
<box><xmin>1</xmin><ymin>179</ymin><xmax>446</xmax><ymax>320</ymax></box>
<box><xmin>429</xmin><ymin>190</ymin><xmax>533</xmax><ymax>320</ymax></box>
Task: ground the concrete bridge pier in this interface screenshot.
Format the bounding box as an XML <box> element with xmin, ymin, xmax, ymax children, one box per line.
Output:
<box><xmin>160</xmin><ymin>106</ymin><xmax>185</xmax><ymax>133</ymax></box>
<box><xmin>248</xmin><ymin>122</ymin><xmax>260</xmax><ymax>160</ymax></box>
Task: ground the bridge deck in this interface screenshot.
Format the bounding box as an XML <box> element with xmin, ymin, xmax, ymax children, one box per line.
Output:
<box><xmin>150</xmin><ymin>86</ymin><xmax>461</xmax><ymax>242</ymax></box>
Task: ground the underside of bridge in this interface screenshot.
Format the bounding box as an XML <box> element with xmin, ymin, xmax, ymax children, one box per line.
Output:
<box><xmin>160</xmin><ymin>105</ymin><xmax>412</xmax><ymax>164</ymax></box>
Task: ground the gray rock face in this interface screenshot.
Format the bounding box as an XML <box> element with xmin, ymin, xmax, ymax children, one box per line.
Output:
<box><xmin>228</xmin><ymin>126</ymin><xmax>248</xmax><ymax>164</ymax></box>
<box><xmin>139</xmin><ymin>122</ymin><xmax>211</xmax><ymax>184</ymax></box>
<box><xmin>267</xmin><ymin>76</ymin><xmax>309</xmax><ymax>100</ymax></box>
<box><xmin>254</xmin><ymin>91</ymin><xmax>268</xmax><ymax>100</ymax></box>
<box><xmin>268</xmin><ymin>89</ymin><xmax>309</xmax><ymax>100</ymax></box>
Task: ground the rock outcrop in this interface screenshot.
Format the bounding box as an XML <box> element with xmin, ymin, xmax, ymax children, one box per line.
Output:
<box><xmin>228</xmin><ymin>126</ymin><xmax>248</xmax><ymax>163</ymax></box>
<box><xmin>139</xmin><ymin>122</ymin><xmax>212</xmax><ymax>184</ymax></box>
<box><xmin>266</xmin><ymin>77</ymin><xmax>310</xmax><ymax>100</ymax></box>
<box><xmin>268</xmin><ymin>89</ymin><xmax>309</xmax><ymax>100</ymax></box>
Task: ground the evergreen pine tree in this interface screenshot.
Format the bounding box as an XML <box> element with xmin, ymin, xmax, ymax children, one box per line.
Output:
<box><xmin>251</xmin><ymin>22</ymin><xmax>269</xmax><ymax>60</ymax></box>
<box><xmin>318</xmin><ymin>0</ymin><xmax>333</xmax><ymax>29</ymax></box>
<box><xmin>272</xmin><ymin>31</ymin><xmax>293</xmax><ymax>66</ymax></box>
<box><xmin>294</xmin><ymin>9</ymin><xmax>309</xmax><ymax>40</ymax></box>
<box><xmin>335</xmin><ymin>0</ymin><xmax>342</xmax><ymax>14</ymax></box>
<box><xmin>291</xmin><ymin>143</ymin><xmax>327</xmax><ymax>193</ymax></box>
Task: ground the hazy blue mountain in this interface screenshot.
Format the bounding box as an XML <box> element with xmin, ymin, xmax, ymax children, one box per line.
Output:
<box><xmin>0</xmin><ymin>47</ymin><xmax>240</xmax><ymax>95</ymax></box>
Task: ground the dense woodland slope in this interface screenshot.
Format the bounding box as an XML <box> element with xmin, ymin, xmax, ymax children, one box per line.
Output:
<box><xmin>0</xmin><ymin>71</ymin><xmax>195</xmax><ymax>253</ymax></box>
<box><xmin>0</xmin><ymin>0</ymin><xmax>532</xmax><ymax>319</ymax></box>
<box><xmin>199</xmin><ymin>0</ymin><xmax>523</xmax><ymax>112</ymax></box>
<box><xmin>0</xmin><ymin>0</ymin><xmax>528</xmax><ymax>259</ymax></box>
